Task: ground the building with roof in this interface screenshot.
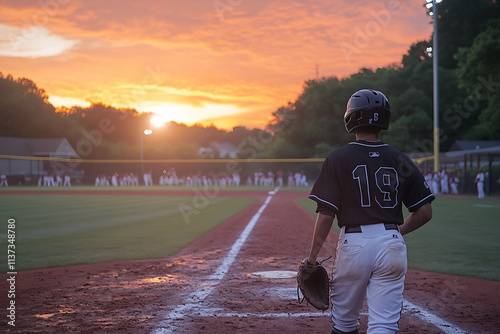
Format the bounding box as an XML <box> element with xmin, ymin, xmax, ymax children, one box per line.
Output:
<box><xmin>0</xmin><ymin>137</ymin><xmax>79</xmax><ymax>185</ymax></box>
<box><xmin>403</xmin><ymin>140</ymin><xmax>500</xmax><ymax>195</ymax></box>
<box><xmin>448</xmin><ymin>140</ymin><xmax>500</xmax><ymax>152</ymax></box>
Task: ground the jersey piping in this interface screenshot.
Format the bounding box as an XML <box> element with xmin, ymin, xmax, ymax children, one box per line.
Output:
<box><xmin>348</xmin><ymin>141</ymin><xmax>389</xmax><ymax>148</ymax></box>
<box><xmin>407</xmin><ymin>193</ymin><xmax>435</xmax><ymax>210</ymax></box>
<box><xmin>308</xmin><ymin>194</ymin><xmax>339</xmax><ymax>211</ymax></box>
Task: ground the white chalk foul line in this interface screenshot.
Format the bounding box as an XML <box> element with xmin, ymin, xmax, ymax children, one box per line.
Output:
<box><xmin>209</xmin><ymin>194</ymin><xmax>273</xmax><ymax>280</ymax></box>
<box><xmin>403</xmin><ymin>300</ymin><xmax>469</xmax><ymax>334</ymax></box>
<box><xmin>158</xmin><ymin>301</ymin><xmax>467</xmax><ymax>333</ymax></box>
<box><xmin>153</xmin><ymin>192</ymin><xmax>275</xmax><ymax>334</ymax></box>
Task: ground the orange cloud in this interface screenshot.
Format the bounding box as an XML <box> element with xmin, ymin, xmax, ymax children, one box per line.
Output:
<box><xmin>0</xmin><ymin>0</ymin><xmax>433</xmax><ymax>130</ymax></box>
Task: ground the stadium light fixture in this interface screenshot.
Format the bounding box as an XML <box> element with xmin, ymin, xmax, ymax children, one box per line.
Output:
<box><xmin>140</xmin><ymin>129</ymin><xmax>153</xmax><ymax>177</ymax></box>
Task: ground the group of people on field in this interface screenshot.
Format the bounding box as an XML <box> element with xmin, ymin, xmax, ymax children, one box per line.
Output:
<box><xmin>89</xmin><ymin>168</ymin><xmax>310</xmax><ymax>188</ymax></box>
<box><xmin>424</xmin><ymin>169</ymin><xmax>459</xmax><ymax>195</ymax></box>
<box><xmin>38</xmin><ymin>174</ymin><xmax>72</xmax><ymax>187</ymax></box>
<box><xmin>95</xmin><ymin>172</ymin><xmax>140</xmax><ymax>187</ymax></box>
<box><xmin>424</xmin><ymin>168</ymin><xmax>490</xmax><ymax>199</ymax></box>
<box><xmin>157</xmin><ymin>168</ymin><xmax>241</xmax><ymax>187</ymax></box>
<box><xmin>247</xmin><ymin>170</ymin><xmax>308</xmax><ymax>188</ymax></box>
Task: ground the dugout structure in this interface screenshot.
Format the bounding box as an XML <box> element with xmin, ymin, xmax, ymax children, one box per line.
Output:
<box><xmin>410</xmin><ymin>140</ymin><xmax>500</xmax><ymax>195</ymax></box>
<box><xmin>0</xmin><ymin>136</ymin><xmax>80</xmax><ymax>185</ymax></box>
<box><xmin>441</xmin><ymin>141</ymin><xmax>500</xmax><ymax>195</ymax></box>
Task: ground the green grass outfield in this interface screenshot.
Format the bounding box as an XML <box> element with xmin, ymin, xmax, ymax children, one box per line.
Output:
<box><xmin>0</xmin><ymin>190</ymin><xmax>256</xmax><ymax>272</ymax></box>
<box><xmin>1</xmin><ymin>188</ymin><xmax>499</xmax><ymax>281</ymax></box>
<box><xmin>298</xmin><ymin>196</ymin><xmax>500</xmax><ymax>281</ymax></box>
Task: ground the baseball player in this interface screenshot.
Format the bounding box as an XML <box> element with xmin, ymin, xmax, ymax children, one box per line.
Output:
<box><xmin>474</xmin><ymin>168</ymin><xmax>485</xmax><ymax>198</ymax></box>
<box><xmin>440</xmin><ymin>169</ymin><xmax>449</xmax><ymax>194</ymax></box>
<box><xmin>306</xmin><ymin>89</ymin><xmax>434</xmax><ymax>334</ymax></box>
<box><xmin>449</xmin><ymin>174</ymin><xmax>459</xmax><ymax>195</ymax></box>
<box><xmin>0</xmin><ymin>174</ymin><xmax>7</xmax><ymax>187</ymax></box>
<box><xmin>63</xmin><ymin>173</ymin><xmax>71</xmax><ymax>187</ymax></box>
<box><xmin>276</xmin><ymin>169</ymin><xmax>284</xmax><ymax>187</ymax></box>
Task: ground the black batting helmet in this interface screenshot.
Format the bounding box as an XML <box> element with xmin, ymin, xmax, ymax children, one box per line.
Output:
<box><xmin>344</xmin><ymin>89</ymin><xmax>391</xmax><ymax>133</ymax></box>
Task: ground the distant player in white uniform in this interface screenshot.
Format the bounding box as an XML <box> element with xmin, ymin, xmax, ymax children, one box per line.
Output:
<box><xmin>55</xmin><ymin>174</ymin><xmax>63</xmax><ymax>187</ymax></box>
<box><xmin>449</xmin><ymin>174</ymin><xmax>459</xmax><ymax>195</ymax></box>
<box><xmin>143</xmin><ymin>171</ymin><xmax>153</xmax><ymax>187</ymax></box>
<box><xmin>275</xmin><ymin>170</ymin><xmax>283</xmax><ymax>187</ymax></box>
<box><xmin>432</xmin><ymin>171</ymin><xmax>440</xmax><ymax>194</ymax></box>
<box><xmin>294</xmin><ymin>171</ymin><xmax>301</xmax><ymax>187</ymax></box>
<box><xmin>43</xmin><ymin>175</ymin><xmax>51</xmax><ymax>187</ymax></box>
<box><xmin>299</xmin><ymin>171</ymin><xmax>308</xmax><ymax>187</ymax></box>
<box><xmin>440</xmin><ymin>169</ymin><xmax>449</xmax><ymax>194</ymax></box>
<box><xmin>287</xmin><ymin>171</ymin><xmax>294</xmax><ymax>187</ymax></box>
<box><xmin>475</xmin><ymin>168</ymin><xmax>485</xmax><ymax>198</ymax></box>
<box><xmin>0</xmin><ymin>174</ymin><xmax>8</xmax><ymax>187</ymax></box>
<box><xmin>232</xmin><ymin>171</ymin><xmax>240</xmax><ymax>186</ymax></box>
<box><xmin>305</xmin><ymin>89</ymin><xmax>434</xmax><ymax>334</ymax></box>
<box><xmin>63</xmin><ymin>173</ymin><xmax>71</xmax><ymax>187</ymax></box>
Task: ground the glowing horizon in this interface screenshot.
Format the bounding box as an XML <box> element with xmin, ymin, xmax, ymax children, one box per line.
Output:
<box><xmin>0</xmin><ymin>0</ymin><xmax>433</xmax><ymax>130</ymax></box>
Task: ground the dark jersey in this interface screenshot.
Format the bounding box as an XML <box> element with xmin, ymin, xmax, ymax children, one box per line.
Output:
<box><xmin>309</xmin><ymin>140</ymin><xmax>435</xmax><ymax>227</ymax></box>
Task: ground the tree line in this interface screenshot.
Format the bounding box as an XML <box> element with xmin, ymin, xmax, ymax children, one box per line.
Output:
<box><xmin>0</xmin><ymin>74</ymin><xmax>263</xmax><ymax>160</ymax></box>
<box><xmin>1</xmin><ymin>0</ymin><xmax>499</xmax><ymax>162</ymax></box>
<box><xmin>258</xmin><ymin>0</ymin><xmax>500</xmax><ymax>158</ymax></box>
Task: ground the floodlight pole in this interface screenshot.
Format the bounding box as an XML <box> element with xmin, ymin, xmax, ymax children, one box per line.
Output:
<box><xmin>432</xmin><ymin>0</ymin><xmax>440</xmax><ymax>172</ymax></box>
<box><xmin>140</xmin><ymin>131</ymin><xmax>144</xmax><ymax>178</ymax></box>
<box><xmin>140</xmin><ymin>129</ymin><xmax>152</xmax><ymax>178</ymax></box>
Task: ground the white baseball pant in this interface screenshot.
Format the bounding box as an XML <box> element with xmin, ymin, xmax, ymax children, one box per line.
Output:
<box><xmin>330</xmin><ymin>223</ymin><xmax>407</xmax><ymax>334</ymax></box>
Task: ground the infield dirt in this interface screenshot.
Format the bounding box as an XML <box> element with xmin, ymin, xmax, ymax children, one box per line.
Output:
<box><xmin>1</xmin><ymin>190</ymin><xmax>499</xmax><ymax>333</ymax></box>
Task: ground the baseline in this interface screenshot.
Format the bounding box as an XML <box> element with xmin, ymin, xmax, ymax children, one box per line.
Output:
<box><xmin>152</xmin><ymin>189</ymin><xmax>276</xmax><ymax>333</ymax></box>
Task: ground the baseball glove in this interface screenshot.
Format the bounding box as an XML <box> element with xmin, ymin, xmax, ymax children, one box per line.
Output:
<box><xmin>297</xmin><ymin>257</ymin><xmax>330</xmax><ymax>311</ymax></box>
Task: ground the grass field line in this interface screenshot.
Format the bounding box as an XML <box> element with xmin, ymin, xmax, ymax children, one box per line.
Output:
<box><xmin>153</xmin><ymin>191</ymin><xmax>276</xmax><ymax>334</ymax></box>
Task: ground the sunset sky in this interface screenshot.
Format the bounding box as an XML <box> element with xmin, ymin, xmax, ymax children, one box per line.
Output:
<box><xmin>0</xmin><ymin>0</ymin><xmax>433</xmax><ymax>130</ymax></box>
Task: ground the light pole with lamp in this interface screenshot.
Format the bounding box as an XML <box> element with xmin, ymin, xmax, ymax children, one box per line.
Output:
<box><xmin>140</xmin><ymin>128</ymin><xmax>153</xmax><ymax>179</ymax></box>
<box><xmin>139</xmin><ymin>116</ymin><xmax>168</xmax><ymax>184</ymax></box>
<box><xmin>426</xmin><ymin>0</ymin><xmax>441</xmax><ymax>172</ymax></box>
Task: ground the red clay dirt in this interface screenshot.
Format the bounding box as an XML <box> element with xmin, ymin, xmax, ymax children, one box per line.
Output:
<box><xmin>1</xmin><ymin>190</ymin><xmax>499</xmax><ymax>333</ymax></box>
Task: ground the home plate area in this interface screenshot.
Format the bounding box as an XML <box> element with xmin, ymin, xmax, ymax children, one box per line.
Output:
<box><xmin>152</xmin><ymin>266</ymin><xmax>333</xmax><ymax>334</ymax></box>
<box><xmin>153</xmin><ymin>265</ymin><xmax>469</xmax><ymax>334</ymax></box>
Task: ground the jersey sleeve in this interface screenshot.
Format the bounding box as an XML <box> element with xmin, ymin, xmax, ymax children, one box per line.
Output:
<box><xmin>308</xmin><ymin>155</ymin><xmax>341</xmax><ymax>214</ymax></box>
<box><xmin>401</xmin><ymin>156</ymin><xmax>435</xmax><ymax>212</ymax></box>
